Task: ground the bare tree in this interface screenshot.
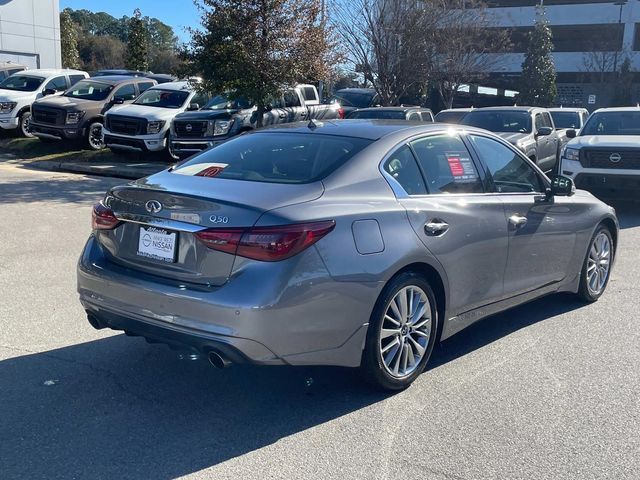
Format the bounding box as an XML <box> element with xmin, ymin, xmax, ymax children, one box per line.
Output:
<box><xmin>432</xmin><ymin>2</ymin><xmax>511</xmax><ymax>109</ymax></box>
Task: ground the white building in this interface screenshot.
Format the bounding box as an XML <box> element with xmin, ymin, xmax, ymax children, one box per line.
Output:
<box><xmin>486</xmin><ymin>0</ymin><xmax>640</xmax><ymax>108</ymax></box>
<box><xmin>0</xmin><ymin>0</ymin><xmax>61</xmax><ymax>69</ymax></box>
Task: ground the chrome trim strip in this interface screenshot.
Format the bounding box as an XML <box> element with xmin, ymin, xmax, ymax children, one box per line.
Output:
<box><xmin>115</xmin><ymin>213</ymin><xmax>205</xmax><ymax>232</ymax></box>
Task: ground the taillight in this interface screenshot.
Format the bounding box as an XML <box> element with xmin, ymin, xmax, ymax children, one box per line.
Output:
<box><xmin>195</xmin><ymin>220</ymin><xmax>336</xmax><ymax>261</ymax></box>
<box><xmin>91</xmin><ymin>202</ymin><xmax>120</xmax><ymax>230</ymax></box>
<box><xmin>338</xmin><ymin>107</ymin><xmax>345</xmax><ymax>119</ymax></box>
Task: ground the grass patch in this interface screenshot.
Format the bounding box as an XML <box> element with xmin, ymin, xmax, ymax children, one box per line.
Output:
<box><xmin>0</xmin><ymin>135</ymin><xmax>159</xmax><ymax>163</ymax></box>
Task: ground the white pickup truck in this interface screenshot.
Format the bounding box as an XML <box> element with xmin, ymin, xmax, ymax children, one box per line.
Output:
<box><xmin>0</xmin><ymin>69</ymin><xmax>89</xmax><ymax>137</ymax></box>
<box><xmin>102</xmin><ymin>81</ymin><xmax>209</xmax><ymax>154</ymax></box>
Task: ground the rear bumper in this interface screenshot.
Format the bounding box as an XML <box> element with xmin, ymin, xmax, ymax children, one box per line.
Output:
<box><xmin>77</xmin><ymin>235</ymin><xmax>372</xmax><ymax>367</ymax></box>
<box><xmin>31</xmin><ymin>122</ymin><xmax>83</xmax><ymax>140</ymax></box>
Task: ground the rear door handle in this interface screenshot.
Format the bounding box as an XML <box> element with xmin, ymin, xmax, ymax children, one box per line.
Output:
<box><xmin>508</xmin><ymin>214</ymin><xmax>528</xmax><ymax>228</ymax></box>
<box><xmin>424</xmin><ymin>219</ymin><xmax>449</xmax><ymax>236</ymax></box>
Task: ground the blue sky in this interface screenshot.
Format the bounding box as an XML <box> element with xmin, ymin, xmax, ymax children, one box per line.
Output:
<box><xmin>60</xmin><ymin>0</ymin><xmax>201</xmax><ymax>41</ymax></box>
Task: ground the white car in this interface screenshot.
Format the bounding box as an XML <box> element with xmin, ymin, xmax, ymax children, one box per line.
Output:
<box><xmin>0</xmin><ymin>69</ymin><xmax>89</xmax><ymax>137</ymax></box>
<box><xmin>560</xmin><ymin>107</ymin><xmax>640</xmax><ymax>198</ymax></box>
<box><xmin>103</xmin><ymin>81</ymin><xmax>209</xmax><ymax>154</ymax></box>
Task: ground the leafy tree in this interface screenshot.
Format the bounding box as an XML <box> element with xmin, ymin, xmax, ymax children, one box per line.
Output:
<box><xmin>60</xmin><ymin>9</ymin><xmax>81</xmax><ymax>69</ymax></box>
<box><xmin>183</xmin><ymin>0</ymin><xmax>337</xmax><ymax>126</ymax></box>
<box><xmin>125</xmin><ymin>9</ymin><xmax>149</xmax><ymax>71</ymax></box>
<box><xmin>611</xmin><ymin>57</ymin><xmax>635</xmax><ymax>106</ymax></box>
<box><xmin>78</xmin><ymin>35</ymin><xmax>127</xmax><ymax>71</ymax></box>
<box><xmin>517</xmin><ymin>8</ymin><xmax>557</xmax><ymax>107</ymax></box>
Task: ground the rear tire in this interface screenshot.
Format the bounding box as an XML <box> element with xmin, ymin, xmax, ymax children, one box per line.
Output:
<box><xmin>577</xmin><ymin>226</ymin><xmax>614</xmax><ymax>302</ymax></box>
<box><xmin>361</xmin><ymin>272</ymin><xmax>438</xmax><ymax>391</ymax></box>
<box><xmin>19</xmin><ymin>111</ymin><xmax>34</xmax><ymax>138</ymax></box>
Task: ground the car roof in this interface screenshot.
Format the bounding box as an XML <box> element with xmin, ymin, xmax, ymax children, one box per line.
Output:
<box><xmin>354</xmin><ymin>106</ymin><xmax>425</xmax><ymax>112</ymax></box>
<box><xmin>469</xmin><ymin>106</ymin><xmax>538</xmax><ymax>113</ymax></box>
<box><xmin>334</xmin><ymin>88</ymin><xmax>376</xmax><ymax>94</ymax></box>
<box><xmin>95</xmin><ymin>69</ymin><xmax>146</xmax><ymax>75</ymax></box>
<box><xmin>437</xmin><ymin>108</ymin><xmax>473</xmax><ymax>113</ymax></box>
<box><xmin>0</xmin><ymin>62</ymin><xmax>26</xmax><ymax>69</ymax></box>
<box><xmin>82</xmin><ymin>75</ymin><xmax>144</xmax><ymax>84</ymax></box>
<box><xmin>252</xmin><ymin>119</ymin><xmax>484</xmax><ymax>140</ymax></box>
<box><xmin>548</xmin><ymin>107</ymin><xmax>588</xmax><ymax>112</ymax></box>
<box><xmin>592</xmin><ymin>107</ymin><xmax>640</xmax><ymax>113</ymax></box>
<box><xmin>14</xmin><ymin>68</ymin><xmax>86</xmax><ymax>77</ymax></box>
<box><xmin>148</xmin><ymin>81</ymin><xmax>193</xmax><ymax>91</ymax></box>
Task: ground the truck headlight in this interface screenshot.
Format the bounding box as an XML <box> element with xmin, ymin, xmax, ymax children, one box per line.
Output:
<box><xmin>0</xmin><ymin>102</ymin><xmax>17</xmax><ymax>114</ymax></box>
<box><xmin>65</xmin><ymin>111</ymin><xmax>85</xmax><ymax>125</ymax></box>
<box><xmin>211</xmin><ymin>119</ymin><xmax>233</xmax><ymax>136</ymax></box>
<box><xmin>147</xmin><ymin>120</ymin><xmax>166</xmax><ymax>134</ymax></box>
<box><xmin>562</xmin><ymin>147</ymin><xmax>580</xmax><ymax>161</ymax></box>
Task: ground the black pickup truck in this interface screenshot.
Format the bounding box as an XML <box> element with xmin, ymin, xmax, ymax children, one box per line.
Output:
<box><xmin>461</xmin><ymin>106</ymin><xmax>569</xmax><ymax>172</ymax></box>
<box><xmin>170</xmin><ymin>86</ymin><xmax>343</xmax><ymax>158</ymax></box>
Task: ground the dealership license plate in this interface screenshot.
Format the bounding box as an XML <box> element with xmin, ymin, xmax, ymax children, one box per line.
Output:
<box><xmin>137</xmin><ymin>226</ymin><xmax>177</xmax><ymax>263</ymax></box>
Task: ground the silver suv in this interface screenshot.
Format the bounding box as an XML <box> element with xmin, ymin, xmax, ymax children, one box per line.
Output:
<box><xmin>560</xmin><ymin>107</ymin><xmax>640</xmax><ymax>198</ymax></box>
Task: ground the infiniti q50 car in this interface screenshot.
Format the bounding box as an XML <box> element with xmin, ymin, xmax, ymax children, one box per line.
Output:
<box><xmin>78</xmin><ymin>120</ymin><xmax>618</xmax><ymax>390</ymax></box>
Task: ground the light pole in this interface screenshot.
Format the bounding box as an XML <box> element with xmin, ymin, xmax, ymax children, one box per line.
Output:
<box><xmin>612</xmin><ymin>0</ymin><xmax>627</xmax><ymax>75</ymax></box>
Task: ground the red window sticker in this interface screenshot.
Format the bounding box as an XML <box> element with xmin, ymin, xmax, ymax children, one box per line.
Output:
<box><xmin>447</xmin><ymin>155</ymin><xmax>465</xmax><ymax>177</ymax></box>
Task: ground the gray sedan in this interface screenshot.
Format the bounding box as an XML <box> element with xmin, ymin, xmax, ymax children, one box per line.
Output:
<box><xmin>77</xmin><ymin>120</ymin><xmax>618</xmax><ymax>390</ymax></box>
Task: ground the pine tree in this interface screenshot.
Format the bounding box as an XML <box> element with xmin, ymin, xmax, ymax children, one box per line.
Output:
<box><xmin>125</xmin><ymin>9</ymin><xmax>149</xmax><ymax>71</ymax></box>
<box><xmin>60</xmin><ymin>9</ymin><xmax>81</xmax><ymax>69</ymax></box>
<box><xmin>517</xmin><ymin>8</ymin><xmax>557</xmax><ymax>107</ymax></box>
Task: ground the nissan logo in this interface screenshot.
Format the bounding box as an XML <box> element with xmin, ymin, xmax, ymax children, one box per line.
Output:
<box><xmin>145</xmin><ymin>200</ymin><xmax>163</xmax><ymax>213</ymax></box>
<box><xmin>185</xmin><ymin>123</ymin><xmax>193</xmax><ymax>132</ymax></box>
<box><xmin>609</xmin><ymin>153</ymin><xmax>622</xmax><ymax>163</ymax></box>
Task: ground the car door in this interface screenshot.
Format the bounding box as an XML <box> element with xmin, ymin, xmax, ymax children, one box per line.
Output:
<box><xmin>467</xmin><ymin>133</ymin><xmax>579</xmax><ymax>297</ymax></box>
<box><xmin>384</xmin><ymin>133</ymin><xmax>509</xmax><ymax>316</ymax></box>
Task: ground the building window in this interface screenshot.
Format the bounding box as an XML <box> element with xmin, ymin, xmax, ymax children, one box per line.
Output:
<box><xmin>500</xmin><ymin>24</ymin><xmax>625</xmax><ymax>53</ymax></box>
<box><xmin>489</xmin><ymin>0</ymin><xmax>620</xmax><ymax>7</ymax></box>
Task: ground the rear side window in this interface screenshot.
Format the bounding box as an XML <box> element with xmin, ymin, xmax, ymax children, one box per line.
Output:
<box><xmin>302</xmin><ymin>87</ymin><xmax>317</xmax><ymax>101</ymax></box>
<box><xmin>45</xmin><ymin>76</ymin><xmax>68</xmax><ymax>92</ymax></box>
<box><xmin>113</xmin><ymin>83</ymin><xmax>137</xmax><ymax>101</ymax></box>
<box><xmin>383</xmin><ymin>145</ymin><xmax>427</xmax><ymax>195</ymax></box>
<box><xmin>410</xmin><ymin>135</ymin><xmax>483</xmax><ymax>194</ymax></box>
<box><xmin>172</xmin><ymin>133</ymin><xmax>372</xmax><ymax>184</ymax></box>
<box><xmin>69</xmin><ymin>74</ymin><xmax>86</xmax><ymax>86</ymax></box>
<box><xmin>138</xmin><ymin>81</ymin><xmax>155</xmax><ymax>93</ymax></box>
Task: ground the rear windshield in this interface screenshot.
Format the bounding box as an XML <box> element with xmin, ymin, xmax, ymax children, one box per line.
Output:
<box><xmin>581</xmin><ymin>111</ymin><xmax>640</xmax><ymax>136</ymax></box>
<box><xmin>0</xmin><ymin>75</ymin><xmax>44</xmax><ymax>92</ymax></box>
<box><xmin>462</xmin><ymin>111</ymin><xmax>532</xmax><ymax>133</ymax></box>
<box><xmin>172</xmin><ymin>133</ymin><xmax>373</xmax><ymax>184</ymax></box>
<box><xmin>134</xmin><ymin>88</ymin><xmax>190</xmax><ymax>109</ymax></box>
<box><xmin>329</xmin><ymin>91</ymin><xmax>376</xmax><ymax>108</ymax></box>
<box><xmin>434</xmin><ymin>111</ymin><xmax>467</xmax><ymax>124</ymax></box>
<box><xmin>64</xmin><ymin>80</ymin><xmax>114</xmax><ymax>101</ymax></box>
<box><xmin>550</xmin><ymin>111</ymin><xmax>580</xmax><ymax>129</ymax></box>
<box><xmin>349</xmin><ymin>110</ymin><xmax>406</xmax><ymax>120</ymax></box>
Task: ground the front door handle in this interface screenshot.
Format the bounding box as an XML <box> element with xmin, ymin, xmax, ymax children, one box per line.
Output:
<box><xmin>424</xmin><ymin>219</ymin><xmax>449</xmax><ymax>236</ymax></box>
<box><xmin>508</xmin><ymin>214</ymin><xmax>528</xmax><ymax>228</ymax></box>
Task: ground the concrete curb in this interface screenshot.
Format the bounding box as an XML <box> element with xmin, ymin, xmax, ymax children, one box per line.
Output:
<box><xmin>27</xmin><ymin>159</ymin><xmax>168</xmax><ymax>180</ymax></box>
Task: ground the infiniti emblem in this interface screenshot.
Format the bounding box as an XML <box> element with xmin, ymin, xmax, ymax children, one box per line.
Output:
<box><xmin>185</xmin><ymin>123</ymin><xmax>193</xmax><ymax>132</ymax></box>
<box><xmin>609</xmin><ymin>153</ymin><xmax>622</xmax><ymax>163</ymax></box>
<box><xmin>145</xmin><ymin>200</ymin><xmax>163</xmax><ymax>213</ymax></box>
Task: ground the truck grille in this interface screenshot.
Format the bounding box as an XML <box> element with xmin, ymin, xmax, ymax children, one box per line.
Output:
<box><xmin>174</xmin><ymin>120</ymin><xmax>208</xmax><ymax>137</ymax></box>
<box><xmin>580</xmin><ymin>149</ymin><xmax>640</xmax><ymax>169</ymax></box>
<box><xmin>106</xmin><ymin>115</ymin><xmax>147</xmax><ymax>135</ymax></box>
<box><xmin>32</xmin><ymin>105</ymin><xmax>65</xmax><ymax>125</ymax></box>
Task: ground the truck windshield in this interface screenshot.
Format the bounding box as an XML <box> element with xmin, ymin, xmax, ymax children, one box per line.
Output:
<box><xmin>64</xmin><ymin>80</ymin><xmax>114</xmax><ymax>101</ymax></box>
<box><xmin>134</xmin><ymin>89</ymin><xmax>190</xmax><ymax>109</ymax></box>
<box><xmin>329</xmin><ymin>91</ymin><xmax>376</xmax><ymax>108</ymax></box>
<box><xmin>203</xmin><ymin>95</ymin><xmax>251</xmax><ymax>110</ymax></box>
<box><xmin>461</xmin><ymin>111</ymin><xmax>532</xmax><ymax>133</ymax></box>
<box><xmin>0</xmin><ymin>75</ymin><xmax>45</xmax><ymax>92</ymax></box>
<box><xmin>581</xmin><ymin>111</ymin><xmax>640</xmax><ymax>136</ymax></box>
<box><xmin>172</xmin><ymin>132</ymin><xmax>373</xmax><ymax>184</ymax></box>
<box><xmin>550</xmin><ymin>111</ymin><xmax>580</xmax><ymax>129</ymax></box>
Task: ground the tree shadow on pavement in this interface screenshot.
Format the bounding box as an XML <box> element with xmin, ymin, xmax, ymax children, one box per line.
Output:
<box><xmin>0</xmin><ymin>293</ymin><xmax>588</xmax><ymax>479</ymax></box>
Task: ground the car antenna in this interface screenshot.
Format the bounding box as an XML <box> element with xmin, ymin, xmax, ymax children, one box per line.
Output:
<box><xmin>308</xmin><ymin>117</ymin><xmax>323</xmax><ymax>129</ymax></box>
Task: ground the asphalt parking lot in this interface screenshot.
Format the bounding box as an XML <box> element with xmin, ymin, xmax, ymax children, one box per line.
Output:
<box><xmin>0</xmin><ymin>162</ymin><xmax>638</xmax><ymax>480</ymax></box>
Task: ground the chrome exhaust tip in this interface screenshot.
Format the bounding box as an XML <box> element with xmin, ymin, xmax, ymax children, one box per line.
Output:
<box><xmin>208</xmin><ymin>351</ymin><xmax>231</xmax><ymax>369</ymax></box>
<box><xmin>86</xmin><ymin>313</ymin><xmax>104</xmax><ymax>330</ymax></box>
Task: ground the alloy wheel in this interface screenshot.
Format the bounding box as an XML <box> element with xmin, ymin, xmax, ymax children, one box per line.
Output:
<box><xmin>379</xmin><ymin>286</ymin><xmax>432</xmax><ymax>378</ymax></box>
<box><xmin>587</xmin><ymin>232</ymin><xmax>611</xmax><ymax>296</ymax></box>
<box><xmin>88</xmin><ymin>123</ymin><xmax>104</xmax><ymax>150</ymax></box>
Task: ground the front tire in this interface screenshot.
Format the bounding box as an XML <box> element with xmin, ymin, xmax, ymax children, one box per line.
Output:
<box><xmin>86</xmin><ymin>122</ymin><xmax>105</xmax><ymax>150</ymax></box>
<box><xmin>577</xmin><ymin>226</ymin><xmax>614</xmax><ymax>302</ymax></box>
<box><xmin>361</xmin><ymin>272</ymin><xmax>438</xmax><ymax>391</ymax></box>
<box><xmin>19</xmin><ymin>111</ymin><xmax>34</xmax><ymax>138</ymax></box>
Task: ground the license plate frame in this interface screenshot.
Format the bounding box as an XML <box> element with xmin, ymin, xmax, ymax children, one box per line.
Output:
<box><xmin>136</xmin><ymin>226</ymin><xmax>178</xmax><ymax>263</ymax></box>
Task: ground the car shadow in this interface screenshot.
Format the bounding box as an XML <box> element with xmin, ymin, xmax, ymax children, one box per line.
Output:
<box><xmin>604</xmin><ymin>199</ymin><xmax>640</xmax><ymax>229</ymax></box>
<box><xmin>0</xmin><ymin>293</ymin><xmax>587</xmax><ymax>479</ymax></box>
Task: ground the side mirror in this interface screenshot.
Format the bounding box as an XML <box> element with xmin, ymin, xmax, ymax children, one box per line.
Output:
<box><xmin>550</xmin><ymin>175</ymin><xmax>575</xmax><ymax>196</ymax></box>
<box><xmin>566</xmin><ymin>129</ymin><xmax>577</xmax><ymax>138</ymax></box>
<box><xmin>113</xmin><ymin>97</ymin><xmax>125</xmax><ymax>104</ymax></box>
<box><xmin>188</xmin><ymin>103</ymin><xmax>200</xmax><ymax>111</ymax></box>
<box><xmin>537</xmin><ymin>126</ymin><xmax>553</xmax><ymax>137</ymax></box>
<box><xmin>42</xmin><ymin>88</ymin><xmax>56</xmax><ymax>96</ymax></box>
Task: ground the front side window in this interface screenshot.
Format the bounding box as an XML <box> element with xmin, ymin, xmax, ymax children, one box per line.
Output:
<box><xmin>581</xmin><ymin>111</ymin><xmax>640</xmax><ymax>136</ymax></box>
<box><xmin>45</xmin><ymin>76</ymin><xmax>68</xmax><ymax>92</ymax></box>
<box><xmin>469</xmin><ymin>135</ymin><xmax>543</xmax><ymax>193</ymax></box>
<box><xmin>134</xmin><ymin>88</ymin><xmax>190</xmax><ymax>109</ymax></box>
<box><xmin>0</xmin><ymin>75</ymin><xmax>45</xmax><ymax>92</ymax></box>
<box><xmin>411</xmin><ymin>135</ymin><xmax>483</xmax><ymax>194</ymax></box>
<box><xmin>462</xmin><ymin>111</ymin><xmax>532</xmax><ymax>133</ymax></box>
<box><xmin>64</xmin><ymin>80</ymin><xmax>114</xmax><ymax>101</ymax></box>
<box><xmin>383</xmin><ymin>145</ymin><xmax>427</xmax><ymax>195</ymax></box>
<box><xmin>172</xmin><ymin>133</ymin><xmax>372</xmax><ymax>184</ymax></box>
<box><xmin>191</xmin><ymin>92</ymin><xmax>210</xmax><ymax>108</ymax></box>
<box><xmin>113</xmin><ymin>83</ymin><xmax>137</xmax><ymax>101</ymax></box>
